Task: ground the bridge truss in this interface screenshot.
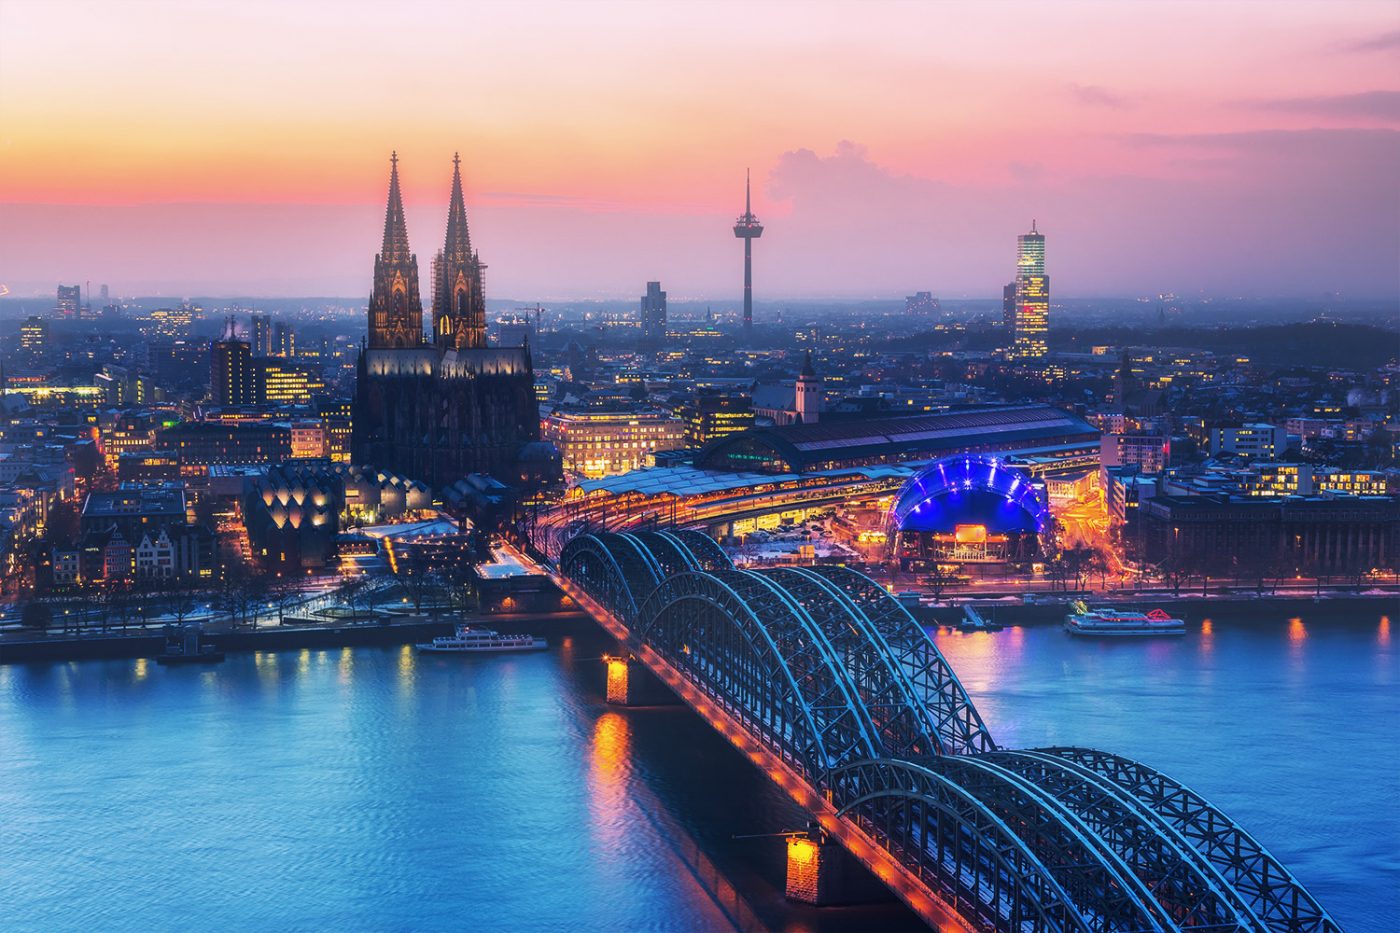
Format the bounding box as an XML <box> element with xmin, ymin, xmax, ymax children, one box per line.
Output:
<box><xmin>557</xmin><ymin>532</ymin><xmax>1339</xmax><ymax>933</ymax></box>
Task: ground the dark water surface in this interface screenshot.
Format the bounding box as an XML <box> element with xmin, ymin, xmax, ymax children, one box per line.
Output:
<box><xmin>1</xmin><ymin>610</ymin><xmax>1395</xmax><ymax>932</ymax></box>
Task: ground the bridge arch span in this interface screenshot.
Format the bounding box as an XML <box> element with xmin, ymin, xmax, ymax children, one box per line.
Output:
<box><xmin>829</xmin><ymin>758</ymin><xmax>1092</xmax><ymax>933</ymax></box>
<box><xmin>636</xmin><ymin>570</ymin><xmax>881</xmax><ymax>780</ymax></box>
<box><xmin>1037</xmin><ymin>747</ymin><xmax>1338</xmax><ymax>933</ymax></box>
<box><xmin>926</xmin><ymin>755</ymin><xmax>1172</xmax><ymax>931</ymax></box>
<box><xmin>981</xmin><ymin>750</ymin><xmax>1260</xmax><ymax>929</ymax></box>
<box><xmin>758</xmin><ymin>567</ymin><xmax>948</xmax><ymax>759</ymax></box>
<box><xmin>803</xmin><ymin>565</ymin><xmax>997</xmax><ymax>756</ymax></box>
<box><xmin>554</xmin><ymin>533</ymin><xmax>1339</xmax><ymax>932</ymax></box>
<box><xmin>558</xmin><ymin>534</ymin><xmax>651</xmax><ymax>625</ymax></box>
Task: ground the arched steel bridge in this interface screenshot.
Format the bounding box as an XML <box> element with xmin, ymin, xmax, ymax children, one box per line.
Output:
<box><xmin>556</xmin><ymin>530</ymin><xmax>1338</xmax><ymax>933</ymax></box>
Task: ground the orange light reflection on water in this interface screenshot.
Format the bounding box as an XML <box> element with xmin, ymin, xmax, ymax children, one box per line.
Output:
<box><xmin>589</xmin><ymin>712</ymin><xmax>632</xmax><ymax>851</ymax></box>
<box><xmin>1380</xmin><ymin>616</ymin><xmax>1390</xmax><ymax>647</ymax></box>
<box><xmin>1288</xmin><ymin>618</ymin><xmax>1307</xmax><ymax>643</ymax></box>
<box><xmin>397</xmin><ymin>644</ymin><xmax>415</xmax><ymax>693</ymax></box>
<box><xmin>1199</xmin><ymin>618</ymin><xmax>1213</xmax><ymax>655</ymax></box>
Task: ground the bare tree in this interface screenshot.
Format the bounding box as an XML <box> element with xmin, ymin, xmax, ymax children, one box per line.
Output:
<box><xmin>922</xmin><ymin>563</ymin><xmax>957</xmax><ymax>602</ymax></box>
<box><xmin>217</xmin><ymin>564</ymin><xmax>267</xmax><ymax>629</ymax></box>
<box><xmin>163</xmin><ymin>577</ymin><xmax>204</xmax><ymax>627</ymax></box>
<box><xmin>442</xmin><ymin>564</ymin><xmax>480</xmax><ymax>616</ymax></box>
<box><xmin>393</xmin><ymin>551</ymin><xmax>439</xmax><ymax>614</ymax></box>
<box><xmin>269</xmin><ymin>575</ymin><xmax>302</xmax><ymax>626</ymax></box>
<box><xmin>1157</xmin><ymin>557</ymin><xmax>1190</xmax><ymax>598</ymax></box>
<box><xmin>108</xmin><ymin>580</ymin><xmax>137</xmax><ymax>632</ymax></box>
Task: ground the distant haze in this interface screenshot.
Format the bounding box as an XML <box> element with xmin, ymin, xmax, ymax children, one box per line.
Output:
<box><xmin>1</xmin><ymin>1</ymin><xmax>1397</xmax><ymax>301</ymax></box>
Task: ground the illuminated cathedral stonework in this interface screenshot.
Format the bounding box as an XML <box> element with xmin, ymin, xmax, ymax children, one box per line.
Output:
<box><xmin>352</xmin><ymin>153</ymin><xmax>541</xmax><ymax>487</ymax></box>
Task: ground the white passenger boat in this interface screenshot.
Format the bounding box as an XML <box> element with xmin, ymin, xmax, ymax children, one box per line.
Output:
<box><xmin>415</xmin><ymin>625</ymin><xmax>547</xmax><ymax>653</ymax></box>
<box><xmin>1064</xmin><ymin>602</ymin><xmax>1185</xmax><ymax>637</ymax></box>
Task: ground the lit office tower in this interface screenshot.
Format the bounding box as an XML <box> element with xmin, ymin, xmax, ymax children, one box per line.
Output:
<box><xmin>1010</xmin><ymin>221</ymin><xmax>1049</xmax><ymax>359</ymax></box>
<box><xmin>274</xmin><ymin>322</ymin><xmax>295</xmax><ymax>358</ymax></box>
<box><xmin>250</xmin><ymin>314</ymin><xmax>272</xmax><ymax>356</ymax></box>
<box><xmin>56</xmin><ymin>285</ymin><xmax>81</xmax><ymax>318</ymax></box>
<box><xmin>640</xmin><ymin>281</ymin><xmax>667</xmax><ymax>346</ymax></box>
<box><xmin>905</xmin><ymin>292</ymin><xmax>940</xmax><ymax>315</ymax></box>
<box><xmin>211</xmin><ymin>319</ymin><xmax>254</xmax><ymax>406</ymax></box>
<box><xmin>20</xmin><ymin>316</ymin><xmax>48</xmax><ymax>355</ymax></box>
<box><xmin>732</xmin><ymin>170</ymin><xmax>763</xmax><ymax>342</ymax></box>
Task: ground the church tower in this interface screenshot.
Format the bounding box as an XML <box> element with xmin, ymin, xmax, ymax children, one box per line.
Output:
<box><xmin>367</xmin><ymin>152</ymin><xmax>424</xmax><ymax>349</ymax></box>
<box><xmin>795</xmin><ymin>350</ymin><xmax>820</xmax><ymax>425</ymax></box>
<box><xmin>432</xmin><ymin>154</ymin><xmax>487</xmax><ymax>350</ymax></box>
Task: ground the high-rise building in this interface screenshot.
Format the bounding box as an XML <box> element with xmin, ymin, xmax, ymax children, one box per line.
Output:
<box><xmin>1008</xmin><ymin>221</ymin><xmax>1049</xmax><ymax>359</ymax></box>
<box><xmin>1209</xmin><ymin>424</ymin><xmax>1288</xmax><ymax>461</ymax></box>
<box><xmin>255</xmin><ymin>359</ymin><xmax>326</xmax><ymax>404</ymax></box>
<box><xmin>250</xmin><ymin>314</ymin><xmax>272</xmax><ymax>356</ymax></box>
<box><xmin>99</xmin><ymin>284</ymin><xmax>109</xmax><ymax>305</ymax></box>
<box><xmin>681</xmin><ymin>392</ymin><xmax>754</xmax><ymax>446</ymax></box>
<box><xmin>144</xmin><ymin>307</ymin><xmax>194</xmax><ymax>338</ymax></box>
<box><xmin>211</xmin><ymin>333</ymin><xmax>254</xmax><ymax>406</ymax></box>
<box><xmin>317</xmin><ymin>399</ymin><xmax>354</xmax><ymax>463</ymax></box>
<box><xmin>640</xmin><ymin>281</ymin><xmax>667</xmax><ymax>346</ymax></box>
<box><xmin>905</xmin><ymin>292</ymin><xmax>940</xmax><ymax>315</ymax></box>
<box><xmin>733</xmin><ymin>170</ymin><xmax>763</xmax><ymax>342</ymax></box>
<box><xmin>19</xmin><ymin>316</ymin><xmax>48</xmax><ymax>355</ymax></box>
<box><xmin>1002</xmin><ymin>282</ymin><xmax>1017</xmax><ymax>332</ymax></box>
<box><xmin>795</xmin><ymin>350</ymin><xmax>821</xmax><ymax>425</ymax></box>
<box><xmin>56</xmin><ymin>285</ymin><xmax>82</xmax><ymax>318</ymax></box>
<box><xmin>273</xmin><ymin>322</ymin><xmax>295</xmax><ymax>358</ymax></box>
<box><xmin>353</xmin><ymin>153</ymin><xmax>544</xmax><ymax>487</ymax></box>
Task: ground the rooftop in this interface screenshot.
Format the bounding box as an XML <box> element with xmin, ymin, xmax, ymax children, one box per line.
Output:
<box><xmin>697</xmin><ymin>404</ymin><xmax>1099</xmax><ymax>473</ymax></box>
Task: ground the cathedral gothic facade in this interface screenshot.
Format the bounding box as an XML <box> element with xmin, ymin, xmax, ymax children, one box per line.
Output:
<box><xmin>352</xmin><ymin>153</ymin><xmax>543</xmax><ymax>489</ymax></box>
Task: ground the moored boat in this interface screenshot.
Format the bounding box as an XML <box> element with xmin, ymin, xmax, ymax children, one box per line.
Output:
<box><xmin>415</xmin><ymin>624</ymin><xmax>547</xmax><ymax>653</ymax></box>
<box><xmin>1065</xmin><ymin>603</ymin><xmax>1185</xmax><ymax>637</ymax></box>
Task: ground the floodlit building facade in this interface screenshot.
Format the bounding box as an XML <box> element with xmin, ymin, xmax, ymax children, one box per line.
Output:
<box><xmin>542</xmin><ymin>407</ymin><xmax>686</xmax><ymax>479</ymax></box>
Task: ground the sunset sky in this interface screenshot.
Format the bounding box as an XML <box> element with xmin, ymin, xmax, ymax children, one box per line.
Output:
<box><xmin>1</xmin><ymin>0</ymin><xmax>1397</xmax><ymax>301</ymax></box>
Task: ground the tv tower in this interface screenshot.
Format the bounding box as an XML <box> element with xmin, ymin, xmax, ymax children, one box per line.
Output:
<box><xmin>733</xmin><ymin>169</ymin><xmax>763</xmax><ymax>342</ymax></box>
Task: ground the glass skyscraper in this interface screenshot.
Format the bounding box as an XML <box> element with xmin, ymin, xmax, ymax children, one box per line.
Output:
<box><xmin>1011</xmin><ymin>222</ymin><xmax>1048</xmax><ymax>359</ymax></box>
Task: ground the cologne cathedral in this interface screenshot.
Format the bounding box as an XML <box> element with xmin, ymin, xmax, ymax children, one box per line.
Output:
<box><xmin>352</xmin><ymin>153</ymin><xmax>546</xmax><ymax>489</ymax></box>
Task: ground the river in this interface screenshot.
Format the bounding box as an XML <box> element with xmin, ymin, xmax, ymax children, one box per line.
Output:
<box><xmin>1</xmin><ymin>609</ymin><xmax>1394</xmax><ymax>932</ymax></box>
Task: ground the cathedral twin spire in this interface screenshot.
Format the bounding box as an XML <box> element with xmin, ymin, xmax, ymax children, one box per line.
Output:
<box><xmin>367</xmin><ymin>152</ymin><xmax>486</xmax><ymax>351</ymax></box>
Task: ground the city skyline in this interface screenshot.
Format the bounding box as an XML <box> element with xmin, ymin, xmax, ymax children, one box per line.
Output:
<box><xmin>1</xmin><ymin>1</ymin><xmax>1397</xmax><ymax>300</ymax></box>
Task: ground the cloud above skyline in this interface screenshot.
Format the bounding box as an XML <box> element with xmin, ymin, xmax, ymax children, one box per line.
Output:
<box><xmin>1</xmin><ymin>0</ymin><xmax>1397</xmax><ymax>301</ymax></box>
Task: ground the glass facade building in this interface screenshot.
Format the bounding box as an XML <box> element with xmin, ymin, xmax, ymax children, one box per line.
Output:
<box><xmin>1011</xmin><ymin>223</ymin><xmax>1048</xmax><ymax>359</ymax></box>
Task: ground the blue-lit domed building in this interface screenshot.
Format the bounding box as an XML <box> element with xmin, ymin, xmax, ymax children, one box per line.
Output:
<box><xmin>886</xmin><ymin>455</ymin><xmax>1048</xmax><ymax>566</ymax></box>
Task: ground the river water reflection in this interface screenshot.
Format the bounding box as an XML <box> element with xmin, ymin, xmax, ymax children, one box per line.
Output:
<box><xmin>1</xmin><ymin>610</ymin><xmax>1394</xmax><ymax>932</ymax></box>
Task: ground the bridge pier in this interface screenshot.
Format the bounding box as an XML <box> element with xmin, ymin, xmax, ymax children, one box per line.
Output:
<box><xmin>604</xmin><ymin>655</ymin><xmax>678</xmax><ymax>706</ymax></box>
<box><xmin>785</xmin><ymin>823</ymin><xmax>892</xmax><ymax>908</ymax></box>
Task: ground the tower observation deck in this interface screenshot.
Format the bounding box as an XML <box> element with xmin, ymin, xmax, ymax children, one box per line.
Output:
<box><xmin>733</xmin><ymin>170</ymin><xmax>763</xmax><ymax>342</ymax></box>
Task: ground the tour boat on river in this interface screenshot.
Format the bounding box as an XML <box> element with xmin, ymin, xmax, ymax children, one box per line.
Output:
<box><xmin>415</xmin><ymin>625</ymin><xmax>547</xmax><ymax>654</ymax></box>
<box><xmin>1065</xmin><ymin>602</ymin><xmax>1185</xmax><ymax>637</ymax></box>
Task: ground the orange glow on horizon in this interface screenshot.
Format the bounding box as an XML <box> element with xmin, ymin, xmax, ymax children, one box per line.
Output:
<box><xmin>4</xmin><ymin>1</ymin><xmax>1399</xmax><ymax>305</ymax></box>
